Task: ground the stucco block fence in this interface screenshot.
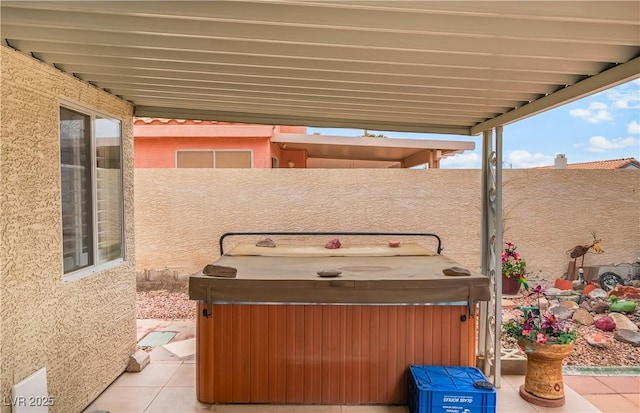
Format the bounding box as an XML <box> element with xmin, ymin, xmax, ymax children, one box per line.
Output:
<box><xmin>135</xmin><ymin>168</ymin><xmax>639</xmax><ymax>289</ymax></box>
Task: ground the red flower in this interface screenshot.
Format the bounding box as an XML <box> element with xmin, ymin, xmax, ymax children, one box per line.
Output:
<box><xmin>535</xmin><ymin>333</ymin><xmax>547</xmax><ymax>344</ymax></box>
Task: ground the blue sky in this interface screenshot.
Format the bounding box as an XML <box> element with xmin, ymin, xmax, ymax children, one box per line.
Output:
<box><xmin>307</xmin><ymin>78</ymin><xmax>640</xmax><ymax>169</ymax></box>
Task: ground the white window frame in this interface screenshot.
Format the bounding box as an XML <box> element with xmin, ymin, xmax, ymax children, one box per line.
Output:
<box><xmin>59</xmin><ymin>99</ymin><xmax>125</xmax><ymax>283</ymax></box>
<box><xmin>175</xmin><ymin>149</ymin><xmax>254</xmax><ymax>168</ymax></box>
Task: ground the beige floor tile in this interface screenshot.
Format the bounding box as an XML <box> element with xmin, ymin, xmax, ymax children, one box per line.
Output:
<box><xmin>166</xmin><ymin>364</ymin><xmax>197</xmax><ymax>387</ymax></box>
<box><xmin>150</xmin><ymin>345</ymin><xmax>189</xmax><ymax>363</ymax></box>
<box><xmin>593</xmin><ymin>376</ymin><xmax>640</xmax><ymax>394</ymax></box>
<box><xmin>621</xmin><ymin>393</ymin><xmax>640</xmax><ymax>407</ymax></box>
<box><xmin>501</xmin><ymin>375</ymin><xmax>525</xmax><ymax>389</ymax></box>
<box><xmin>531</xmin><ymin>386</ymin><xmax>601</xmax><ymax>413</ymax></box>
<box><xmin>163</xmin><ymin>337</ymin><xmax>196</xmax><ymax>358</ymax></box>
<box><xmin>563</xmin><ymin>376</ymin><xmax>616</xmax><ymax>395</ymax></box>
<box><xmin>495</xmin><ymin>386</ymin><xmax>537</xmax><ymax>413</ymax></box>
<box><xmin>583</xmin><ymin>394</ymin><xmax>639</xmax><ymax>413</ymax></box>
<box><xmin>111</xmin><ymin>363</ymin><xmax>181</xmax><ymax>387</ymax></box>
<box><xmin>82</xmin><ymin>386</ymin><xmax>161</xmax><ymax>413</ymax></box>
<box><xmin>144</xmin><ymin>386</ymin><xmax>212</xmax><ymax>412</ymax></box>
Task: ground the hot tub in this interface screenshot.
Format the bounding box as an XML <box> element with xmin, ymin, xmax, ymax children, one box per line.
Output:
<box><xmin>189</xmin><ymin>232</ymin><xmax>490</xmax><ymax>405</ymax></box>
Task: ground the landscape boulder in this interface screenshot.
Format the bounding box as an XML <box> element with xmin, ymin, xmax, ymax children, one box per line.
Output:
<box><xmin>608</xmin><ymin>313</ymin><xmax>639</xmax><ymax>332</ymax></box>
<box><xmin>594</xmin><ymin>315</ymin><xmax>616</xmax><ymax>332</ymax></box>
<box><xmin>614</xmin><ymin>329</ymin><xmax>640</xmax><ymax>347</ymax></box>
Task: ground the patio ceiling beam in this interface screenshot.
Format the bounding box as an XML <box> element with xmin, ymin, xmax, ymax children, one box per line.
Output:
<box><xmin>5</xmin><ymin>1</ymin><xmax>638</xmax><ymax>47</ymax></box>
<box><xmin>5</xmin><ymin>27</ymin><xmax>612</xmax><ymax>76</ymax></box>
<box><xmin>103</xmin><ymin>85</ymin><xmax>502</xmax><ymax>118</ymax></box>
<box><xmin>135</xmin><ymin>105</ymin><xmax>473</xmax><ymax>136</ymax></box>
<box><xmin>49</xmin><ymin>55</ymin><xmax>562</xmax><ymax>95</ymax></box>
<box><xmin>67</xmin><ymin>70</ymin><xmax>540</xmax><ymax>104</ymax></box>
<box><xmin>130</xmin><ymin>97</ymin><xmax>480</xmax><ymax>127</ymax></box>
<box><xmin>92</xmin><ymin>80</ymin><xmax>515</xmax><ymax>113</ymax></box>
<box><xmin>2</xmin><ymin>6</ymin><xmax>637</xmax><ymax>63</ymax></box>
<box><xmin>25</xmin><ymin>44</ymin><xmax>584</xmax><ymax>86</ymax></box>
<box><xmin>471</xmin><ymin>57</ymin><xmax>640</xmax><ymax>134</ymax></box>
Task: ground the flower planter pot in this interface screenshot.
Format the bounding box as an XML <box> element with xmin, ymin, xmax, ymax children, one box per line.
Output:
<box><xmin>502</xmin><ymin>273</ymin><xmax>521</xmax><ymax>295</ymax></box>
<box><xmin>517</xmin><ymin>339</ymin><xmax>574</xmax><ymax>407</ymax></box>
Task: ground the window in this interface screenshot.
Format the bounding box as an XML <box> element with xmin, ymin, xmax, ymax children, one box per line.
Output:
<box><xmin>176</xmin><ymin>150</ymin><xmax>252</xmax><ymax>168</ymax></box>
<box><xmin>60</xmin><ymin>105</ymin><xmax>124</xmax><ymax>280</ymax></box>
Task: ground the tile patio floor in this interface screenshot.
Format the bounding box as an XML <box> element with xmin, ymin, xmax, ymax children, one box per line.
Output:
<box><xmin>83</xmin><ymin>320</ymin><xmax>640</xmax><ymax>413</ymax></box>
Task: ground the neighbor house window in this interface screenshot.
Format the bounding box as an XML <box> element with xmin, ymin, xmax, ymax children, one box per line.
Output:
<box><xmin>176</xmin><ymin>150</ymin><xmax>252</xmax><ymax>168</ymax></box>
<box><xmin>60</xmin><ymin>105</ymin><xmax>124</xmax><ymax>280</ymax></box>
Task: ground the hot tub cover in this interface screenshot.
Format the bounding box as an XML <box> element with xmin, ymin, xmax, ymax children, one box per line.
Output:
<box><xmin>189</xmin><ymin>243</ymin><xmax>490</xmax><ymax>307</ymax></box>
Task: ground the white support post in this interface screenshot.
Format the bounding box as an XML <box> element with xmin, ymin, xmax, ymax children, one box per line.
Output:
<box><xmin>478</xmin><ymin>127</ymin><xmax>504</xmax><ymax>388</ymax></box>
<box><xmin>478</xmin><ymin>130</ymin><xmax>491</xmax><ymax>374</ymax></box>
<box><xmin>494</xmin><ymin>126</ymin><xmax>504</xmax><ymax>388</ymax></box>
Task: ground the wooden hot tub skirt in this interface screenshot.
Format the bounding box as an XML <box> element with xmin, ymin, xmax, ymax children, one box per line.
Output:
<box><xmin>196</xmin><ymin>303</ymin><xmax>476</xmax><ymax>404</ymax></box>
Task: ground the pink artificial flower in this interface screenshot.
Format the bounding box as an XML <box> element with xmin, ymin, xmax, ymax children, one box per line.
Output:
<box><xmin>535</xmin><ymin>333</ymin><xmax>547</xmax><ymax>344</ymax></box>
<box><xmin>522</xmin><ymin>328</ymin><xmax>532</xmax><ymax>336</ymax></box>
<box><xmin>506</xmin><ymin>242</ymin><xmax>514</xmax><ymax>247</ymax></box>
<box><xmin>513</xmin><ymin>252</ymin><xmax>520</xmax><ymax>260</ymax></box>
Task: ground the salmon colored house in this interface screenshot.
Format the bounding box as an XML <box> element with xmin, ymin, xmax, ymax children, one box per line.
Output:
<box><xmin>134</xmin><ymin>118</ymin><xmax>308</xmax><ymax>169</ymax></box>
<box><xmin>134</xmin><ymin>118</ymin><xmax>474</xmax><ymax>169</ymax></box>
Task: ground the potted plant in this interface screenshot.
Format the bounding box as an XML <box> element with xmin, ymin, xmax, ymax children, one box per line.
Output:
<box><xmin>503</xmin><ymin>285</ymin><xmax>578</xmax><ymax>407</ymax></box>
<box><xmin>501</xmin><ymin>241</ymin><xmax>527</xmax><ymax>294</ymax></box>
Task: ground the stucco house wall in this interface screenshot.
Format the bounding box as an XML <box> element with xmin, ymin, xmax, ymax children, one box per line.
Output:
<box><xmin>1</xmin><ymin>46</ymin><xmax>136</xmax><ymax>413</ymax></box>
<box><xmin>134</xmin><ymin>120</ymin><xmax>306</xmax><ymax>168</ymax></box>
<box><xmin>134</xmin><ymin>169</ymin><xmax>639</xmax><ymax>282</ymax></box>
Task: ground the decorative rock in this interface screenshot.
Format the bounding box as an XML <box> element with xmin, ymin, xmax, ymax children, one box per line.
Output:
<box><xmin>579</xmin><ymin>300</ymin><xmax>592</xmax><ymax>311</ymax></box>
<box><xmin>609</xmin><ymin>313</ymin><xmax>639</xmax><ymax>332</ymax></box>
<box><xmin>594</xmin><ymin>315</ymin><xmax>616</xmax><ymax>332</ymax></box>
<box><xmin>256</xmin><ymin>238</ymin><xmax>276</xmax><ymax>248</ymax></box>
<box><xmin>609</xmin><ymin>285</ymin><xmax>640</xmax><ymax>300</ymax></box>
<box><xmin>588</xmin><ymin>288</ymin><xmax>609</xmax><ymax>300</ymax></box>
<box><xmin>572</xmin><ymin>308</ymin><xmax>594</xmax><ymax>326</ymax></box>
<box><xmin>443</xmin><ymin>266</ymin><xmax>471</xmax><ymax>276</ymax></box>
<box><xmin>538</xmin><ymin>297</ymin><xmax>549</xmax><ymax>312</ymax></box>
<box><xmin>560</xmin><ymin>300</ymin><xmax>579</xmax><ymax>310</ymax></box>
<box><xmin>545</xmin><ymin>287</ymin><xmax>562</xmax><ymax>296</ymax></box>
<box><xmin>584</xmin><ymin>332</ymin><xmax>609</xmax><ymax>348</ymax></box>
<box><xmin>549</xmin><ymin>305</ymin><xmax>573</xmax><ymax>320</ymax></box>
<box><xmin>614</xmin><ymin>329</ymin><xmax>640</xmax><ymax>347</ymax></box>
<box><xmin>317</xmin><ymin>269</ymin><xmax>342</xmax><ymax>277</ymax></box>
<box><xmin>582</xmin><ymin>284</ymin><xmax>597</xmax><ymax>296</ymax></box>
<box><xmin>324</xmin><ymin>238</ymin><xmax>341</xmax><ymax>249</ymax></box>
<box><xmin>126</xmin><ymin>349</ymin><xmax>150</xmax><ymax>372</ymax></box>
<box><xmin>590</xmin><ymin>300</ymin><xmax>610</xmax><ymax>314</ymax></box>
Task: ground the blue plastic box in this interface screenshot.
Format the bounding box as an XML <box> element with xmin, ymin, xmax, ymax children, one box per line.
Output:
<box><xmin>408</xmin><ymin>365</ymin><xmax>496</xmax><ymax>413</ymax></box>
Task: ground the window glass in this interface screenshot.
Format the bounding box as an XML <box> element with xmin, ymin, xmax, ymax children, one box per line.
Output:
<box><xmin>95</xmin><ymin>116</ymin><xmax>123</xmax><ymax>264</ymax></box>
<box><xmin>176</xmin><ymin>151</ymin><xmax>214</xmax><ymax>168</ymax></box>
<box><xmin>215</xmin><ymin>151</ymin><xmax>252</xmax><ymax>168</ymax></box>
<box><xmin>60</xmin><ymin>105</ymin><xmax>124</xmax><ymax>278</ymax></box>
<box><xmin>60</xmin><ymin>107</ymin><xmax>92</xmax><ymax>273</ymax></box>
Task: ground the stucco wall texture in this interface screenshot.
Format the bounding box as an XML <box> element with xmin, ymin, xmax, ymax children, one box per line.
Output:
<box><xmin>1</xmin><ymin>47</ymin><xmax>136</xmax><ymax>413</ymax></box>
<box><xmin>135</xmin><ymin>168</ymin><xmax>639</xmax><ymax>282</ymax></box>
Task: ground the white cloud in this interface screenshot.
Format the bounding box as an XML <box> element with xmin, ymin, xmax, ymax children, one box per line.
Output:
<box><xmin>440</xmin><ymin>152</ymin><xmax>481</xmax><ymax>169</ymax></box>
<box><xmin>607</xmin><ymin>84</ymin><xmax>640</xmax><ymax>110</ymax></box>
<box><xmin>586</xmin><ymin>135</ymin><xmax>639</xmax><ymax>153</ymax></box>
<box><xmin>627</xmin><ymin>120</ymin><xmax>640</xmax><ymax>134</ymax></box>
<box><xmin>569</xmin><ymin>102</ymin><xmax>612</xmax><ymax>123</ymax></box>
<box><xmin>505</xmin><ymin>150</ymin><xmax>554</xmax><ymax>168</ymax></box>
